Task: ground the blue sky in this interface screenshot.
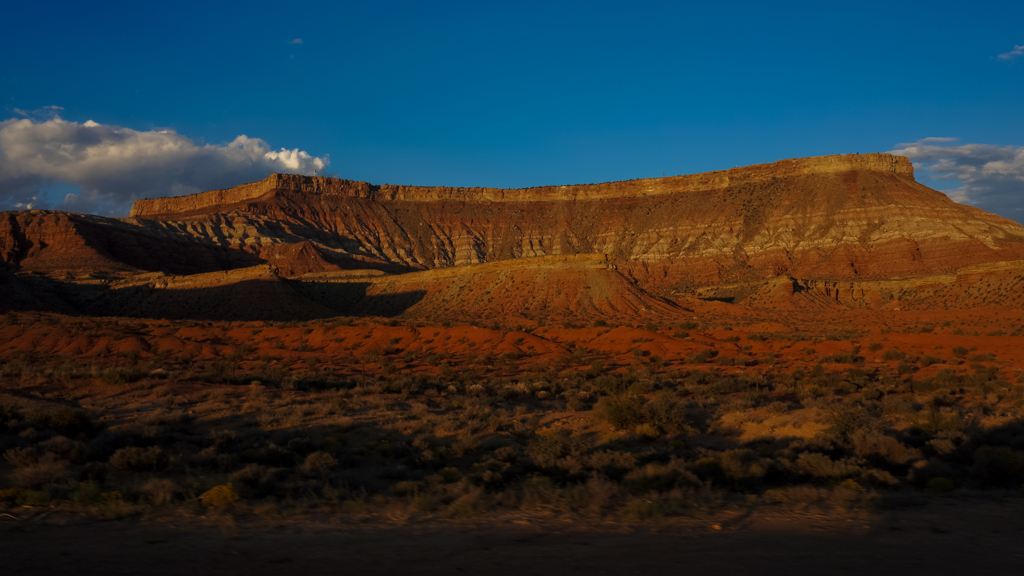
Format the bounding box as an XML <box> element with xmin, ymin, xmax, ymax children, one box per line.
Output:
<box><xmin>2</xmin><ymin>1</ymin><xmax>1023</xmax><ymax>219</ymax></box>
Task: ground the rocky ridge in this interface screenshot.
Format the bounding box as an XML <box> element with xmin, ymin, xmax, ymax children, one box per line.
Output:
<box><xmin>4</xmin><ymin>152</ymin><xmax>1024</xmax><ymax>319</ymax></box>
<box><xmin>130</xmin><ymin>153</ymin><xmax>913</xmax><ymax>216</ymax></box>
<box><xmin>126</xmin><ymin>153</ymin><xmax>1024</xmax><ymax>287</ymax></box>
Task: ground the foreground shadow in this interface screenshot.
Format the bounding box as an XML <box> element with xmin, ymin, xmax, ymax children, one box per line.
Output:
<box><xmin>38</xmin><ymin>278</ymin><xmax>426</xmax><ymax>321</ymax></box>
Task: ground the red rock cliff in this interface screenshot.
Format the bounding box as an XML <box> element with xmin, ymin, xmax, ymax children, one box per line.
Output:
<box><xmin>130</xmin><ymin>153</ymin><xmax>913</xmax><ymax>218</ymax></box>
<box><xmin>11</xmin><ymin>153</ymin><xmax>1024</xmax><ymax>297</ymax></box>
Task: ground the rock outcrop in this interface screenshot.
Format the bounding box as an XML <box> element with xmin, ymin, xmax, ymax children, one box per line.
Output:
<box><xmin>6</xmin><ymin>152</ymin><xmax>1024</xmax><ymax>319</ymax></box>
<box><xmin>130</xmin><ymin>153</ymin><xmax>914</xmax><ymax>215</ymax></box>
<box><xmin>125</xmin><ymin>153</ymin><xmax>1024</xmax><ymax>290</ymax></box>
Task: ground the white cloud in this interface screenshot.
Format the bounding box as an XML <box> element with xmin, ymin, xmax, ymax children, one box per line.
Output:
<box><xmin>997</xmin><ymin>44</ymin><xmax>1024</xmax><ymax>60</ymax></box>
<box><xmin>10</xmin><ymin>105</ymin><xmax>64</xmax><ymax>121</ymax></box>
<box><xmin>0</xmin><ymin>115</ymin><xmax>328</xmax><ymax>216</ymax></box>
<box><xmin>290</xmin><ymin>38</ymin><xmax>303</xmax><ymax>44</ymax></box>
<box><xmin>889</xmin><ymin>138</ymin><xmax>1024</xmax><ymax>221</ymax></box>
<box><xmin>914</xmin><ymin>137</ymin><xmax>958</xmax><ymax>144</ymax></box>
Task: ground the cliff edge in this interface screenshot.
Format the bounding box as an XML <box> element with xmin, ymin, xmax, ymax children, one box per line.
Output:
<box><xmin>130</xmin><ymin>153</ymin><xmax>913</xmax><ymax>219</ymax></box>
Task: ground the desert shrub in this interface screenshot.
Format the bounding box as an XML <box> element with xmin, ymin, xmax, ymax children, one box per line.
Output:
<box><xmin>760</xmin><ymin>485</ymin><xmax>835</xmax><ymax>506</ymax></box>
<box><xmin>526</xmin><ymin>431</ymin><xmax>580</xmax><ymax>468</ymax></box>
<box><xmin>515</xmin><ymin>475</ymin><xmax>565</xmax><ymax>510</ymax></box>
<box><xmin>577</xmin><ymin>450</ymin><xmax>637</xmax><ymax>480</ymax></box>
<box><xmin>37</xmin><ymin>436</ymin><xmax>88</xmax><ymax>463</ymax></box>
<box><xmin>897</xmin><ymin>361</ymin><xmax>915</xmax><ymax>375</ymax></box>
<box><xmin>919</xmin><ymin>356</ymin><xmax>944</xmax><ymax>367</ymax></box>
<box><xmin>634</xmin><ymin>423</ymin><xmax>659</xmax><ymax>440</ymax></box>
<box><xmin>11</xmin><ymin>453</ymin><xmax>73</xmax><ymax>488</ymax></box>
<box><xmin>620</xmin><ymin>487</ymin><xmax>710</xmax><ymax>520</ymax></box>
<box><xmin>838</xmin><ymin>479</ymin><xmax>863</xmax><ymax>492</ymax></box>
<box><xmin>924</xmin><ymin>477</ymin><xmax>955</xmax><ymax>493</ymax></box>
<box><xmin>595</xmin><ymin>392</ymin><xmax>689</xmax><ymax>436</ymax></box>
<box><xmin>0</xmin><ymin>488</ymin><xmax>50</xmax><ymax>506</ymax></box>
<box><xmin>882</xmin><ymin>349</ymin><xmax>904</xmax><ymax>361</ymax></box>
<box><xmin>253</xmin><ymin>446</ymin><xmax>295</xmax><ymax>467</ymax></box>
<box><xmin>930</xmin><ymin>389</ymin><xmax>957</xmax><ymax>407</ymax></box>
<box><xmin>687</xmin><ymin>349</ymin><xmax>718</xmax><ymax>364</ymax></box>
<box><xmin>566</xmin><ymin>394</ymin><xmax>591</xmax><ymax>412</ymax></box>
<box><xmin>286</xmin><ymin>436</ymin><xmax>317</xmax><ymax>457</ymax></box>
<box><xmin>952</xmin><ymin>346</ymin><xmax>969</xmax><ymax>358</ymax></box>
<box><xmin>862</xmin><ymin>388</ymin><xmax>882</xmax><ymax>401</ymax></box>
<box><xmin>926</xmin><ymin>431</ymin><xmax>964</xmax><ymax>455</ymax></box>
<box><xmin>827</xmin><ymin>405</ymin><xmax>868</xmax><ymax>436</ymax></box>
<box><xmin>109</xmin><ymin>446</ymin><xmax>168</xmax><ymax>472</ymax></box>
<box><xmin>575</xmin><ymin>475</ymin><xmax>626</xmax><ymax>515</ymax></box>
<box><xmin>4</xmin><ymin>447</ymin><xmax>38</xmax><ymax>468</ymax></box>
<box><xmin>566</xmin><ymin>346</ymin><xmax>587</xmax><ymax>364</ymax></box>
<box><xmin>908</xmin><ymin>458</ymin><xmax>956</xmax><ymax>489</ymax></box>
<box><xmin>200</xmin><ymin>483</ymin><xmax>240</xmax><ymax>507</ymax></box>
<box><xmin>70</xmin><ymin>480</ymin><xmax>105</xmax><ymax>505</ymax></box>
<box><xmin>32</xmin><ymin>407</ymin><xmax>97</xmax><ymax>438</ymax></box>
<box><xmin>595</xmin><ymin>394</ymin><xmax>646</xmax><ymax>430</ymax></box>
<box><xmin>100</xmin><ymin>366</ymin><xmax>148</xmax><ymax>386</ymax></box>
<box><xmin>924</xmin><ymin>368</ymin><xmax>960</xmax><ymax>391</ymax></box>
<box><xmin>719</xmin><ymin>449</ymin><xmax>768</xmax><ymax>486</ymax></box>
<box><xmin>0</xmin><ymin>403</ymin><xmax>22</xmax><ymax>428</ymax></box>
<box><xmin>141</xmin><ymin>478</ymin><xmax>182</xmax><ymax>505</ymax></box>
<box><xmin>859</xmin><ymin>468</ymin><xmax>900</xmax><ymax>487</ymax></box>
<box><xmin>591</xmin><ymin>374</ymin><xmax>623</xmax><ymax>395</ymax></box>
<box><xmin>438</xmin><ymin>467</ymin><xmax>461</xmax><ymax>483</ymax></box>
<box><xmin>302</xmin><ymin>451</ymin><xmax>339</xmax><ymax>473</ymax></box>
<box><xmin>792</xmin><ymin>452</ymin><xmax>863</xmax><ymax>481</ymax></box>
<box><xmin>824</xmin><ymin>352</ymin><xmax>861</xmax><ymax>365</ymax></box>
<box><xmin>916</xmin><ymin>408</ymin><xmax>965</xmax><ymax>435</ymax></box>
<box><xmin>623</xmin><ymin>461</ymin><xmax>697</xmax><ymax>493</ymax></box>
<box><xmin>642</xmin><ymin>393</ymin><xmax>691</xmax><ymax>435</ymax></box>
<box><xmin>708</xmin><ymin>374</ymin><xmax>760</xmax><ymax>394</ymax></box>
<box><xmin>849</xmin><ymin>428</ymin><xmax>920</xmax><ymax>465</ymax></box>
<box><xmin>444</xmin><ymin>485</ymin><xmax>489</xmax><ymax>518</ymax></box>
<box><xmin>972</xmin><ymin>445</ymin><xmax>1024</xmax><ymax>487</ymax></box>
<box><xmin>881</xmin><ymin>395</ymin><xmax>914</xmax><ymax>415</ymax></box>
<box><xmin>868</xmin><ymin>343</ymin><xmax>883</xmax><ymax>352</ymax></box>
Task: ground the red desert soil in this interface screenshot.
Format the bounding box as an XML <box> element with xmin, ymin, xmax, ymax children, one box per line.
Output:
<box><xmin>3</xmin><ymin>306</ymin><xmax>1024</xmax><ymax>383</ymax></box>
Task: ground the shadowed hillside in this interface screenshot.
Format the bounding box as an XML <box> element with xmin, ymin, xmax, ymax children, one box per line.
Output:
<box><xmin>5</xmin><ymin>153</ymin><xmax>1024</xmax><ymax>321</ymax></box>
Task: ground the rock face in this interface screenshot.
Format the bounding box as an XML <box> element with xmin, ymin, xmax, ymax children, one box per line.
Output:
<box><xmin>127</xmin><ymin>153</ymin><xmax>1024</xmax><ymax>289</ymax></box>
<box><xmin>5</xmin><ymin>152</ymin><xmax>1024</xmax><ymax>318</ymax></box>
<box><xmin>0</xmin><ymin>211</ymin><xmax>262</xmax><ymax>276</ymax></box>
<box><xmin>131</xmin><ymin>153</ymin><xmax>914</xmax><ymax>214</ymax></box>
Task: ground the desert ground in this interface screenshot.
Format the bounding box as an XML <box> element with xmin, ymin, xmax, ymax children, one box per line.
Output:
<box><xmin>4</xmin><ymin>500</ymin><xmax>1024</xmax><ymax>575</ymax></box>
<box><xmin>6</xmin><ymin>155</ymin><xmax>1024</xmax><ymax>571</ymax></box>
<box><xmin>4</xmin><ymin>306</ymin><xmax>1024</xmax><ymax>573</ymax></box>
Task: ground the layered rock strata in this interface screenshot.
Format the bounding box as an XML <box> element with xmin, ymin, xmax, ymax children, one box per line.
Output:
<box><xmin>5</xmin><ymin>153</ymin><xmax>1024</xmax><ymax>316</ymax></box>
<box><xmin>125</xmin><ymin>153</ymin><xmax>1024</xmax><ymax>292</ymax></box>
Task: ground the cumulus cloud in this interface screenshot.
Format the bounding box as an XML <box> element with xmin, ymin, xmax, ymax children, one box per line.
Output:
<box><xmin>0</xmin><ymin>115</ymin><xmax>328</xmax><ymax>216</ymax></box>
<box><xmin>889</xmin><ymin>138</ymin><xmax>1024</xmax><ymax>221</ymax></box>
<box><xmin>997</xmin><ymin>44</ymin><xmax>1024</xmax><ymax>60</ymax></box>
<box><xmin>290</xmin><ymin>38</ymin><xmax>303</xmax><ymax>44</ymax></box>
